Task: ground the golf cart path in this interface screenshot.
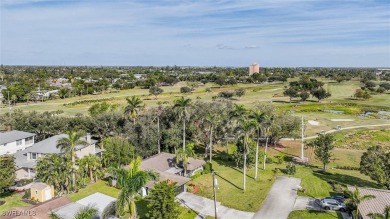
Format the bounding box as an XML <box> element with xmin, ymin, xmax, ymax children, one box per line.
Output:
<box><xmin>253</xmin><ymin>176</ymin><xmax>301</xmax><ymax>219</ymax></box>
<box><xmin>283</xmin><ymin>123</ymin><xmax>390</xmax><ymax>140</ymax></box>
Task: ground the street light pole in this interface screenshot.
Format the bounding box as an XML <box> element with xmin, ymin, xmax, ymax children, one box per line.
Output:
<box><xmin>212</xmin><ymin>169</ymin><xmax>217</xmax><ymax>219</ymax></box>
<box><xmin>301</xmin><ymin>116</ymin><xmax>304</xmax><ymax>160</ymax></box>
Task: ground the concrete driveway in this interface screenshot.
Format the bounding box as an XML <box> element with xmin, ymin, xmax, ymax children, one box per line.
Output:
<box><xmin>293</xmin><ymin>196</ymin><xmax>322</xmax><ymax>210</ymax></box>
<box><xmin>253</xmin><ymin>176</ymin><xmax>301</xmax><ymax>219</ymax></box>
<box><xmin>176</xmin><ymin>192</ymin><xmax>254</xmax><ymax>219</ymax></box>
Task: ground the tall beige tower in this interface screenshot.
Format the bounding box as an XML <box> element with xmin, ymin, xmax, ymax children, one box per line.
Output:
<box><xmin>249</xmin><ymin>63</ymin><xmax>260</xmax><ymax>75</ymax></box>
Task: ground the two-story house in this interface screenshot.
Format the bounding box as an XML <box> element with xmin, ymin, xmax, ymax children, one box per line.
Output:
<box><xmin>14</xmin><ymin>133</ymin><xmax>104</xmax><ymax>180</ymax></box>
<box><xmin>0</xmin><ymin>130</ymin><xmax>36</xmax><ymax>155</ymax></box>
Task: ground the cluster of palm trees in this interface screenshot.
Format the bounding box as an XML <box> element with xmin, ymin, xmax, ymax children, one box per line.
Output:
<box><xmin>36</xmin><ymin>130</ymin><xmax>103</xmax><ymax>194</ymax></box>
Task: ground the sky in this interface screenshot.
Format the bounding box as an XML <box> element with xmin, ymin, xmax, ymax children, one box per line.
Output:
<box><xmin>0</xmin><ymin>0</ymin><xmax>389</xmax><ymax>67</ymax></box>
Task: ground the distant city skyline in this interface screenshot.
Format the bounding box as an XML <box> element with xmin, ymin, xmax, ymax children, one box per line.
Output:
<box><xmin>0</xmin><ymin>0</ymin><xmax>389</xmax><ymax>67</ymax></box>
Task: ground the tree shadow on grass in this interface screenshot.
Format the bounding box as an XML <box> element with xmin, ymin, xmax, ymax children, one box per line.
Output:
<box><xmin>306</xmin><ymin>210</ymin><xmax>344</xmax><ymax>219</ymax></box>
<box><xmin>312</xmin><ymin>171</ymin><xmax>381</xmax><ymax>189</ymax></box>
<box><xmin>269</xmin><ymin>147</ymin><xmax>298</xmax><ymax>159</ymax></box>
<box><xmin>215</xmin><ymin>173</ymin><xmax>242</xmax><ymax>191</ymax></box>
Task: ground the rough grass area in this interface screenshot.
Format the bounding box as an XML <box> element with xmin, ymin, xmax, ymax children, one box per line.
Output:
<box><xmin>0</xmin><ymin>192</ymin><xmax>31</xmax><ymax>212</ymax></box>
<box><xmin>288</xmin><ymin>210</ymin><xmax>343</xmax><ymax>219</ymax></box>
<box><xmin>334</xmin><ymin>129</ymin><xmax>390</xmax><ymax>150</ymax></box>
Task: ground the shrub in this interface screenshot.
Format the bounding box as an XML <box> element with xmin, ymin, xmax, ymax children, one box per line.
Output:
<box><xmin>285</xmin><ymin>162</ymin><xmax>296</xmax><ymax>175</ymax></box>
<box><xmin>335</xmin><ymin>165</ymin><xmax>360</xmax><ymax>171</ymax></box>
<box><xmin>203</xmin><ymin>162</ymin><xmax>212</xmax><ymax>174</ymax></box>
<box><xmin>23</xmin><ymin>189</ymin><xmax>31</xmax><ymax>199</ymax></box>
<box><xmin>275</xmin><ymin>155</ymin><xmax>285</xmax><ymax>164</ymax></box>
<box><xmin>265</xmin><ymin>157</ymin><xmax>274</xmax><ymax>164</ymax></box>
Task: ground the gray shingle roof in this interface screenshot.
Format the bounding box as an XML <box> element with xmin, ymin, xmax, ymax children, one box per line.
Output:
<box><xmin>0</xmin><ymin>130</ymin><xmax>35</xmax><ymax>145</ymax></box>
<box><xmin>348</xmin><ymin>186</ymin><xmax>390</xmax><ymax>219</ymax></box>
<box><xmin>14</xmin><ymin>149</ymin><xmax>35</xmax><ymax>168</ymax></box>
<box><xmin>23</xmin><ymin>134</ymin><xmax>97</xmax><ymax>154</ymax></box>
<box><xmin>141</xmin><ymin>152</ymin><xmax>206</xmax><ymax>172</ymax></box>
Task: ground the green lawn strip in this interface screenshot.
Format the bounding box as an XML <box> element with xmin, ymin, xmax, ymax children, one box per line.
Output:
<box><xmin>288</xmin><ymin>210</ymin><xmax>343</xmax><ymax>219</ymax></box>
<box><xmin>67</xmin><ymin>180</ymin><xmax>120</xmax><ymax>202</ymax></box>
<box><xmin>0</xmin><ymin>192</ymin><xmax>31</xmax><ymax>212</ymax></box>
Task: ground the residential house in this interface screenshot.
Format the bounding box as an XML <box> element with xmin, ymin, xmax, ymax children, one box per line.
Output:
<box><xmin>140</xmin><ymin>152</ymin><xmax>206</xmax><ymax>195</ymax></box>
<box><xmin>14</xmin><ymin>133</ymin><xmax>104</xmax><ymax>180</ymax></box>
<box><xmin>30</xmin><ymin>182</ymin><xmax>54</xmax><ymax>202</ymax></box>
<box><xmin>348</xmin><ymin>186</ymin><xmax>390</xmax><ymax>219</ymax></box>
<box><xmin>0</xmin><ymin>130</ymin><xmax>35</xmax><ymax>155</ymax></box>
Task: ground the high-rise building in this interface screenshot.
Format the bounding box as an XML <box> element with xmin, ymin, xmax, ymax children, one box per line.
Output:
<box><xmin>249</xmin><ymin>63</ymin><xmax>260</xmax><ymax>75</ymax></box>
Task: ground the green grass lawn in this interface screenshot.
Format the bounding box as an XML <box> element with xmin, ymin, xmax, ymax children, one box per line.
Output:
<box><xmin>67</xmin><ymin>180</ymin><xmax>120</xmax><ymax>202</ymax></box>
<box><xmin>0</xmin><ymin>192</ymin><xmax>31</xmax><ymax>212</ymax></box>
<box><xmin>288</xmin><ymin>210</ymin><xmax>343</xmax><ymax>219</ymax></box>
<box><xmin>191</xmin><ymin>141</ymin><xmax>381</xmax><ymax>212</ymax></box>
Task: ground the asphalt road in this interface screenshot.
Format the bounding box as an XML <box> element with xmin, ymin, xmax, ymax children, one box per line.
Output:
<box><xmin>253</xmin><ymin>176</ymin><xmax>301</xmax><ymax>219</ymax></box>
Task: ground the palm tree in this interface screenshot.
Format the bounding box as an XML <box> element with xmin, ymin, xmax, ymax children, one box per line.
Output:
<box><xmin>125</xmin><ymin>96</ymin><xmax>143</xmax><ymax>124</ymax></box>
<box><xmin>250</xmin><ymin>110</ymin><xmax>266</xmax><ymax>180</ymax></box>
<box><xmin>346</xmin><ymin>187</ymin><xmax>375</xmax><ymax>218</ymax></box>
<box><xmin>230</xmin><ymin>104</ymin><xmax>247</xmax><ymax>119</ymax></box>
<box><xmin>115</xmin><ymin>157</ymin><xmax>158</xmax><ymax>218</ymax></box>
<box><xmin>49</xmin><ymin>204</ymin><xmax>98</xmax><ymax>219</ymax></box>
<box><xmin>237</xmin><ymin>118</ymin><xmax>256</xmax><ymax>192</ymax></box>
<box><xmin>368</xmin><ymin>205</ymin><xmax>390</xmax><ymax>219</ymax></box>
<box><xmin>205</xmin><ymin>111</ymin><xmax>222</xmax><ymax>163</ymax></box>
<box><xmin>79</xmin><ymin>155</ymin><xmax>103</xmax><ymax>182</ymax></box>
<box><xmin>262</xmin><ymin>116</ymin><xmax>273</xmax><ymax>170</ymax></box>
<box><xmin>175</xmin><ymin>143</ymin><xmax>195</xmax><ymax>176</ymax></box>
<box><xmin>57</xmin><ymin>130</ymin><xmax>87</xmax><ymax>191</ymax></box>
<box><xmin>174</xmin><ymin>96</ymin><xmax>192</xmax><ymax>150</ymax></box>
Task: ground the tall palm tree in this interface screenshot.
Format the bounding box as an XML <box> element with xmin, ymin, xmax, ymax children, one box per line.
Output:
<box><xmin>346</xmin><ymin>187</ymin><xmax>375</xmax><ymax>218</ymax></box>
<box><xmin>237</xmin><ymin>118</ymin><xmax>256</xmax><ymax>192</ymax></box>
<box><xmin>368</xmin><ymin>205</ymin><xmax>390</xmax><ymax>219</ymax></box>
<box><xmin>115</xmin><ymin>157</ymin><xmax>158</xmax><ymax>218</ymax></box>
<box><xmin>174</xmin><ymin>96</ymin><xmax>192</xmax><ymax>150</ymax></box>
<box><xmin>125</xmin><ymin>96</ymin><xmax>143</xmax><ymax>124</ymax></box>
<box><xmin>205</xmin><ymin>111</ymin><xmax>222</xmax><ymax>163</ymax></box>
<box><xmin>176</xmin><ymin>143</ymin><xmax>195</xmax><ymax>176</ymax></box>
<box><xmin>262</xmin><ymin>116</ymin><xmax>273</xmax><ymax>170</ymax></box>
<box><xmin>250</xmin><ymin>110</ymin><xmax>266</xmax><ymax>180</ymax></box>
<box><xmin>57</xmin><ymin>130</ymin><xmax>87</xmax><ymax>191</ymax></box>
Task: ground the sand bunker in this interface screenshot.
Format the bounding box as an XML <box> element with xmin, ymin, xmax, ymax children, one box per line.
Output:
<box><xmin>308</xmin><ymin>120</ymin><xmax>320</xmax><ymax>125</ymax></box>
<box><xmin>330</xmin><ymin>119</ymin><xmax>354</xmax><ymax>122</ymax></box>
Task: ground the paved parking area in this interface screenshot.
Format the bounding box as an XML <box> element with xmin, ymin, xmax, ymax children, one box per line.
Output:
<box><xmin>293</xmin><ymin>196</ymin><xmax>322</xmax><ymax>210</ymax></box>
<box><xmin>253</xmin><ymin>176</ymin><xmax>301</xmax><ymax>219</ymax></box>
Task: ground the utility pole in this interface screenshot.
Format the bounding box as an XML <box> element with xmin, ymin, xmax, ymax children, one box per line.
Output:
<box><xmin>301</xmin><ymin>116</ymin><xmax>304</xmax><ymax>160</ymax></box>
<box><xmin>212</xmin><ymin>169</ymin><xmax>218</xmax><ymax>219</ymax></box>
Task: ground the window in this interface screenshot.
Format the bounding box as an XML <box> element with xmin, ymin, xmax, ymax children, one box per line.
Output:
<box><xmin>16</xmin><ymin>140</ymin><xmax>23</xmax><ymax>146</ymax></box>
<box><xmin>25</xmin><ymin>137</ymin><xmax>34</xmax><ymax>145</ymax></box>
<box><xmin>30</xmin><ymin>153</ymin><xmax>37</xmax><ymax>160</ymax></box>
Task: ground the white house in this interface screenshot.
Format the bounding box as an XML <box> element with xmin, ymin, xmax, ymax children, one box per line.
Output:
<box><xmin>0</xmin><ymin>130</ymin><xmax>36</xmax><ymax>155</ymax></box>
<box><xmin>14</xmin><ymin>133</ymin><xmax>104</xmax><ymax>180</ymax></box>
